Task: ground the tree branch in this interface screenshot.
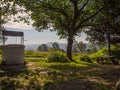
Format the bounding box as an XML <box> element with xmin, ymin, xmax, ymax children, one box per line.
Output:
<box><xmin>70</xmin><ymin>0</ymin><xmax>78</xmax><ymax>12</ymax></box>
<box><xmin>71</xmin><ymin>0</ymin><xmax>90</xmax><ymax>29</ymax></box>
<box><xmin>78</xmin><ymin>0</ymin><xmax>90</xmax><ymax>14</ymax></box>
<box><xmin>75</xmin><ymin>0</ymin><xmax>110</xmax><ymax>30</ymax></box>
<box><xmin>39</xmin><ymin>1</ymin><xmax>70</xmax><ymax>22</ymax></box>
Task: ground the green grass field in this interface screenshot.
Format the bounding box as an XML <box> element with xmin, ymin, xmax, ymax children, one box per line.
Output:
<box><xmin>0</xmin><ymin>51</ymin><xmax>119</xmax><ymax>90</ymax></box>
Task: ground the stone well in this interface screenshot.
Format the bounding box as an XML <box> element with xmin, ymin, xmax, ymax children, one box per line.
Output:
<box><xmin>2</xmin><ymin>44</ymin><xmax>25</xmax><ymax>65</ymax></box>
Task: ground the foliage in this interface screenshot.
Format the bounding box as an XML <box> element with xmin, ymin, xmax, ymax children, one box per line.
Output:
<box><xmin>0</xmin><ymin>0</ymin><xmax>29</xmax><ymax>43</ymax></box>
<box><xmin>72</xmin><ymin>41</ymin><xmax>78</xmax><ymax>53</ymax></box>
<box><xmin>90</xmin><ymin>45</ymin><xmax>120</xmax><ymax>62</ymax></box>
<box><xmin>85</xmin><ymin>0</ymin><xmax>120</xmax><ymax>59</ymax></box>
<box><xmin>0</xmin><ymin>0</ymin><xmax>29</xmax><ymax>24</ymax></box>
<box><xmin>52</xmin><ymin>42</ymin><xmax>60</xmax><ymax>51</ymax></box>
<box><xmin>77</xmin><ymin>41</ymin><xmax>87</xmax><ymax>53</ymax></box>
<box><xmin>110</xmin><ymin>44</ymin><xmax>120</xmax><ymax>60</ymax></box>
<box><xmin>86</xmin><ymin>0</ymin><xmax>120</xmax><ymax>46</ymax></box>
<box><xmin>72</xmin><ymin>40</ymin><xmax>79</xmax><ymax>53</ymax></box>
<box><xmin>0</xmin><ymin>0</ymin><xmax>18</xmax><ymax>21</ymax></box>
<box><xmin>47</xmin><ymin>52</ymin><xmax>69</xmax><ymax>63</ymax></box>
<box><xmin>90</xmin><ymin>47</ymin><xmax>108</xmax><ymax>61</ymax></box>
<box><xmin>72</xmin><ymin>48</ymin><xmax>79</xmax><ymax>53</ymax></box>
<box><xmin>20</xmin><ymin>0</ymin><xmax>109</xmax><ymax>60</ymax></box>
<box><xmin>80</xmin><ymin>54</ymin><xmax>92</xmax><ymax>63</ymax></box>
<box><xmin>37</xmin><ymin>44</ymin><xmax>48</xmax><ymax>52</ymax></box>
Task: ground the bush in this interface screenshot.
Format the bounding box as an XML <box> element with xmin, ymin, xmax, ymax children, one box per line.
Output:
<box><xmin>47</xmin><ymin>52</ymin><xmax>69</xmax><ymax>63</ymax></box>
<box><xmin>90</xmin><ymin>47</ymin><xmax>108</xmax><ymax>61</ymax></box>
<box><xmin>80</xmin><ymin>54</ymin><xmax>92</xmax><ymax>63</ymax></box>
<box><xmin>90</xmin><ymin>45</ymin><xmax>120</xmax><ymax>63</ymax></box>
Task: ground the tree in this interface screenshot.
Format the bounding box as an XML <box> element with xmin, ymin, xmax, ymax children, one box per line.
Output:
<box><xmin>21</xmin><ymin>0</ymin><xmax>110</xmax><ymax>60</ymax></box>
<box><xmin>52</xmin><ymin>42</ymin><xmax>60</xmax><ymax>51</ymax></box>
<box><xmin>86</xmin><ymin>0</ymin><xmax>120</xmax><ymax>58</ymax></box>
<box><xmin>72</xmin><ymin>40</ymin><xmax>86</xmax><ymax>53</ymax></box>
<box><xmin>37</xmin><ymin>44</ymin><xmax>48</xmax><ymax>52</ymax></box>
<box><xmin>85</xmin><ymin>0</ymin><xmax>120</xmax><ymax>64</ymax></box>
<box><xmin>72</xmin><ymin>40</ymin><xmax>79</xmax><ymax>53</ymax></box>
<box><xmin>0</xmin><ymin>0</ymin><xmax>25</xmax><ymax>24</ymax></box>
<box><xmin>0</xmin><ymin>15</ymin><xmax>5</xmax><ymax>43</ymax></box>
<box><xmin>77</xmin><ymin>41</ymin><xmax>86</xmax><ymax>53</ymax></box>
<box><xmin>0</xmin><ymin>0</ymin><xmax>28</xmax><ymax>43</ymax></box>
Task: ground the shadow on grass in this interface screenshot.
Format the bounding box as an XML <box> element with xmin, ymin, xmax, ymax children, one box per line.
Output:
<box><xmin>0</xmin><ymin>60</ymin><xmax>119</xmax><ymax>90</ymax></box>
<box><xmin>100</xmin><ymin>68</ymin><xmax>120</xmax><ymax>82</ymax></box>
<box><xmin>47</xmin><ymin>63</ymin><xmax>120</xmax><ymax>90</ymax></box>
<box><xmin>48</xmin><ymin>62</ymin><xmax>99</xmax><ymax>73</ymax></box>
<box><xmin>0</xmin><ymin>63</ymin><xmax>52</xmax><ymax>90</ymax></box>
<box><xmin>0</xmin><ymin>64</ymin><xmax>29</xmax><ymax>77</ymax></box>
<box><xmin>54</xmin><ymin>78</ymin><xmax>111</xmax><ymax>90</ymax></box>
<box><xmin>46</xmin><ymin>62</ymin><xmax>101</xmax><ymax>83</ymax></box>
<box><xmin>0</xmin><ymin>64</ymin><xmax>32</xmax><ymax>90</ymax></box>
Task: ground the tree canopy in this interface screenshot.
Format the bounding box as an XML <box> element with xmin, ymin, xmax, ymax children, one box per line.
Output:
<box><xmin>20</xmin><ymin>0</ymin><xmax>110</xmax><ymax>60</ymax></box>
<box><xmin>37</xmin><ymin>44</ymin><xmax>48</xmax><ymax>51</ymax></box>
<box><xmin>86</xmin><ymin>0</ymin><xmax>120</xmax><ymax>58</ymax></box>
<box><xmin>0</xmin><ymin>0</ymin><xmax>19</xmax><ymax>42</ymax></box>
<box><xmin>86</xmin><ymin>0</ymin><xmax>120</xmax><ymax>44</ymax></box>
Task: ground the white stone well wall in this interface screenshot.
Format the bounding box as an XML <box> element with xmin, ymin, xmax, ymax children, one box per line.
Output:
<box><xmin>2</xmin><ymin>44</ymin><xmax>25</xmax><ymax>64</ymax></box>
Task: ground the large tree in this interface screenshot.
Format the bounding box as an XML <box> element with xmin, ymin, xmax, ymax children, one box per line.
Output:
<box><xmin>86</xmin><ymin>0</ymin><xmax>120</xmax><ymax>57</ymax></box>
<box><xmin>21</xmin><ymin>0</ymin><xmax>110</xmax><ymax>60</ymax></box>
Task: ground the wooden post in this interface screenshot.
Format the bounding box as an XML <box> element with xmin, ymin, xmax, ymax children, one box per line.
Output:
<box><xmin>21</xmin><ymin>36</ymin><xmax>24</xmax><ymax>45</ymax></box>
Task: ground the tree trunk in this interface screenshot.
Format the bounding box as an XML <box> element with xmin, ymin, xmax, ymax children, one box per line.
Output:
<box><xmin>107</xmin><ymin>32</ymin><xmax>111</xmax><ymax>62</ymax></box>
<box><xmin>67</xmin><ymin>36</ymin><xmax>73</xmax><ymax>61</ymax></box>
<box><xmin>108</xmin><ymin>33</ymin><xmax>111</xmax><ymax>57</ymax></box>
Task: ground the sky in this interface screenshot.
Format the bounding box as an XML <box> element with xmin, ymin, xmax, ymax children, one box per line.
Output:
<box><xmin>3</xmin><ymin>21</ymin><xmax>88</xmax><ymax>45</ymax></box>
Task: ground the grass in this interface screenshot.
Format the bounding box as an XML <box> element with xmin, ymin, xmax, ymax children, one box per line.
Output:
<box><xmin>24</xmin><ymin>50</ymin><xmax>48</xmax><ymax>58</ymax></box>
<box><xmin>0</xmin><ymin>52</ymin><xmax>120</xmax><ymax>90</ymax></box>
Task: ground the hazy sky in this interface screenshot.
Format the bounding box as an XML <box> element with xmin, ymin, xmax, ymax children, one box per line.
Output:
<box><xmin>3</xmin><ymin>21</ymin><xmax>88</xmax><ymax>45</ymax></box>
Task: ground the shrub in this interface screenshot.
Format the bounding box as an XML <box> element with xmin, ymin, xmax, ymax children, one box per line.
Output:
<box><xmin>80</xmin><ymin>54</ymin><xmax>92</xmax><ymax>63</ymax></box>
<box><xmin>90</xmin><ymin>45</ymin><xmax>120</xmax><ymax>63</ymax></box>
<box><xmin>90</xmin><ymin>47</ymin><xmax>108</xmax><ymax>61</ymax></box>
<box><xmin>47</xmin><ymin>52</ymin><xmax>69</xmax><ymax>63</ymax></box>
